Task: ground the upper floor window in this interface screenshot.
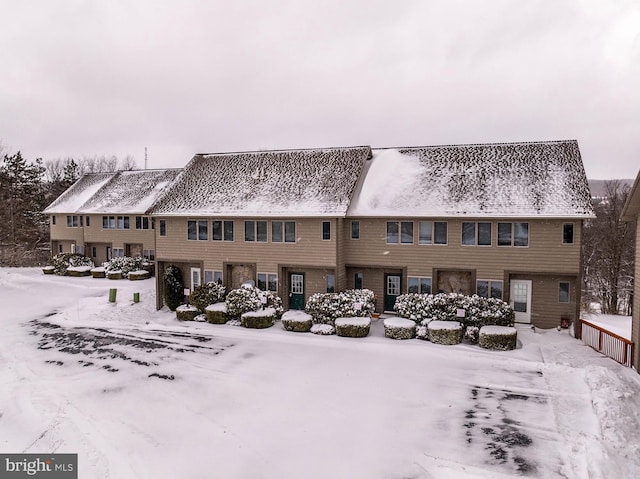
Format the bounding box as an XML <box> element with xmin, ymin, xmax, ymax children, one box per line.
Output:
<box><xmin>159</xmin><ymin>220</ymin><xmax>167</xmax><ymax>237</ymax></box>
<box><xmin>187</xmin><ymin>220</ymin><xmax>208</xmax><ymax>240</ymax></box>
<box><xmin>477</xmin><ymin>280</ymin><xmax>503</xmax><ymax>299</ymax></box>
<box><xmin>85</xmin><ymin>216</ymin><xmax>90</xmax><ymax>227</ymax></box>
<box><xmin>136</xmin><ymin>216</ymin><xmax>152</xmax><ymax>230</ymax></box>
<box><xmin>419</xmin><ymin>221</ymin><xmax>448</xmax><ymax>245</ymax></box>
<box><xmin>213</xmin><ymin>220</ymin><xmax>234</xmax><ymax>241</ymax></box>
<box><xmin>66</xmin><ymin>215</ymin><xmax>80</xmax><ymax>227</ymax></box>
<box><xmin>497</xmin><ymin>222</ymin><xmax>528</xmax><ymax>247</ymax></box>
<box><xmin>52</xmin><ymin>215</ymin><xmax>56</xmax><ymax>225</ymax></box>
<box><xmin>272</xmin><ymin>221</ymin><xmax>296</xmax><ymax>243</ymax></box>
<box><xmin>322</xmin><ymin>221</ymin><xmax>331</xmax><ymax>240</ymax></box>
<box><xmin>408</xmin><ymin>277</ymin><xmax>432</xmax><ymax>294</ymax></box>
<box><xmin>462</xmin><ymin>222</ymin><xmax>492</xmax><ymax>246</ymax></box>
<box><xmin>245</xmin><ymin>221</ymin><xmax>267</xmax><ymax>242</ymax></box>
<box><xmin>387</xmin><ymin>221</ymin><xmax>413</xmax><ymax>244</ymax></box>
<box><xmin>102</xmin><ymin>215</ymin><xmax>129</xmax><ymax>229</ymax></box>
<box><xmin>351</xmin><ymin>221</ymin><xmax>360</xmax><ymax>240</ymax></box>
<box><xmin>562</xmin><ymin>223</ymin><xmax>574</xmax><ymax>244</ymax></box>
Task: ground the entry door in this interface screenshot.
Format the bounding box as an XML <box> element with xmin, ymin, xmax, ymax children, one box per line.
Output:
<box><xmin>289</xmin><ymin>273</ymin><xmax>305</xmax><ymax>310</ymax></box>
<box><xmin>191</xmin><ymin>267</ymin><xmax>202</xmax><ymax>291</ymax></box>
<box><xmin>384</xmin><ymin>274</ymin><xmax>402</xmax><ymax>312</ymax></box>
<box><xmin>510</xmin><ymin>280</ymin><xmax>532</xmax><ymax>323</ymax></box>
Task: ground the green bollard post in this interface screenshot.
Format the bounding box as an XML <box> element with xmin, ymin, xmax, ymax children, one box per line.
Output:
<box><xmin>109</xmin><ymin>288</ymin><xmax>117</xmax><ymax>303</ymax></box>
<box><xmin>133</xmin><ymin>292</ymin><xmax>140</xmax><ymax>303</ymax></box>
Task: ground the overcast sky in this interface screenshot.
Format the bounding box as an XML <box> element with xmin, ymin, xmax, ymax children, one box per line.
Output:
<box><xmin>1</xmin><ymin>0</ymin><xmax>639</xmax><ymax>179</ymax></box>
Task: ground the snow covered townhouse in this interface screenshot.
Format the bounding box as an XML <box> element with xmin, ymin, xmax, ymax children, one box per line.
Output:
<box><xmin>45</xmin><ymin>140</ymin><xmax>594</xmax><ymax>330</ymax></box>
<box><xmin>621</xmin><ymin>171</ymin><xmax>640</xmax><ymax>370</ymax></box>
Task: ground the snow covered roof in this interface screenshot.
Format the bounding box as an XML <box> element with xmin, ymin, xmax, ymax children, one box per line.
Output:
<box><xmin>44</xmin><ymin>173</ymin><xmax>116</xmax><ymax>214</ymax></box>
<box><xmin>348</xmin><ymin>140</ymin><xmax>595</xmax><ymax>218</ymax></box>
<box><xmin>43</xmin><ymin>169</ymin><xmax>181</xmax><ymax>215</ymax></box>
<box><xmin>621</xmin><ymin>170</ymin><xmax>640</xmax><ymax>221</ymax></box>
<box><xmin>77</xmin><ymin>169</ymin><xmax>182</xmax><ymax>214</ymax></box>
<box><xmin>150</xmin><ymin>147</ymin><xmax>372</xmax><ymax>217</ymax></box>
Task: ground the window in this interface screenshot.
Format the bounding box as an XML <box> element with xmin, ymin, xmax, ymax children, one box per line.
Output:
<box><xmin>58</xmin><ymin>244</ymin><xmax>63</xmax><ymax>253</ymax></box>
<box><xmin>326</xmin><ymin>274</ymin><xmax>335</xmax><ymax>293</ymax></box>
<box><xmin>112</xmin><ymin>248</ymin><xmax>124</xmax><ymax>258</ymax></box>
<box><xmin>559</xmin><ymin>282</ymin><xmax>570</xmax><ymax>303</ymax></box>
<box><xmin>136</xmin><ymin>216</ymin><xmax>151</xmax><ymax>230</ymax></box>
<box><xmin>79</xmin><ymin>216</ymin><xmax>83</xmax><ymax>227</ymax></box>
<box><xmin>159</xmin><ymin>220</ymin><xmax>167</xmax><ymax>237</ymax></box>
<box><xmin>76</xmin><ymin>245</ymin><xmax>85</xmax><ymax>255</ymax></box>
<box><xmin>205</xmin><ymin>270</ymin><xmax>223</xmax><ymax>284</ymax></box>
<box><xmin>354</xmin><ymin>272</ymin><xmax>363</xmax><ymax>289</ymax></box>
<box><xmin>52</xmin><ymin>215</ymin><xmax>56</xmax><ymax>225</ymax></box>
<box><xmin>563</xmin><ymin>223</ymin><xmax>574</xmax><ymax>244</ymax></box>
<box><xmin>102</xmin><ymin>215</ymin><xmax>129</xmax><ymax>229</ymax></box>
<box><xmin>498</xmin><ymin>222</ymin><xmax>528</xmax><ymax>247</ymax></box>
<box><xmin>258</xmin><ymin>273</ymin><xmax>278</xmax><ymax>292</ymax></box>
<box><xmin>91</xmin><ymin>247</ymin><xmax>96</xmax><ymax>257</ymax></box>
<box><xmin>462</xmin><ymin>222</ymin><xmax>492</xmax><ymax>246</ymax></box>
<box><xmin>351</xmin><ymin>221</ymin><xmax>360</xmax><ymax>240</ymax></box>
<box><xmin>408</xmin><ymin>277</ymin><xmax>432</xmax><ymax>294</ymax></box>
<box><xmin>387</xmin><ymin>221</ymin><xmax>413</xmax><ymax>244</ymax></box>
<box><xmin>420</xmin><ymin>221</ymin><xmax>448</xmax><ymax>245</ymax></box>
<box><xmin>143</xmin><ymin>249</ymin><xmax>155</xmax><ymax>260</ymax></box>
<box><xmin>213</xmin><ymin>220</ymin><xmax>234</xmax><ymax>241</ymax></box>
<box><xmin>85</xmin><ymin>216</ymin><xmax>90</xmax><ymax>227</ymax></box>
<box><xmin>245</xmin><ymin>221</ymin><xmax>267</xmax><ymax>242</ymax></box>
<box><xmin>322</xmin><ymin>221</ymin><xmax>331</xmax><ymax>240</ymax></box>
<box><xmin>477</xmin><ymin>280</ymin><xmax>503</xmax><ymax>299</ymax></box>
<box><xmin>187</xmin><ymin>220</ymin><xmax>208</xmax><ymax>240</ymax></box>
<box><xmin>271</xmin><ymin>221</ymin><xmax>295</xmax><ymax>243</ymax></box>
<box><xmin>66</xmin><ymin>215</ymin><xmax>80</xmax><ymax>227</ymax></box>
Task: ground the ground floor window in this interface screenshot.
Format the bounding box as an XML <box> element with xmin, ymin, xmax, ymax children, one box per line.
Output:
<box><xmin>257</xmin><ymin>273</ymin><xmax>277</xmax><ymax>292</ymax></box>
<box><xmin>204</xmin><ymin>270</ymin><xmax>223</xmax><ymax>284</ymax></box>
<box><xmin>112</xmin><ymin>248</ymin><xmax>125</xmax><ymax>258</ymax></box>
<box><xmin>326</xmin><ymin>274</ymin><xmax>335</xmax><ymax>293</ymax></box>
<box><xmin>354</xmin><ymin>272</ymin><xmax>363</xmax><ymax>289</ymax></box>
<box><xmin>143</xmin><ymin>249</ymin><xmax>155</xmax><ymax>260</ymax></box>
<box><xmin>408</xmin><ymin>277</ymin><xmax>432</xmax><ymax>294</ymax></box>
<box><xmin>559</xmin><ymin>282</ymin><xmax>570</xmax><ymax>303</ymax></box>
<box><xmin>476</xmin><ymin>280</ymin><xmax>503</xmax><ymax>299</ymax></box>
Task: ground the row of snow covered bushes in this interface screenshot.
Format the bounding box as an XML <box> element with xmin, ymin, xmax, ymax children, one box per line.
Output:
<box><xmin>47</xmin><ymin>253</ymin><xmax>155</xmax><ymax>277</ymax></box>
<box><xmin>305</xmin><ymin>289</ymin><xmax>375</xmax><ymax>325</ymax></box>
<box><xmin>394</xmin><ymin>292</ymin><xmax>514</xmax><ymax>327</ymax></box>
<box><xmin>48</xmin><ymin>253</ymin><xmax>94</xmax><ymax>275</ymax></box>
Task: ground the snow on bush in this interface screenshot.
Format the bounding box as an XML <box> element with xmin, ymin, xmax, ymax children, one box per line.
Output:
<box><xmin>190</xmin><ymin>282</ymin><xmax>227</xmax><ymax>313</ymax></box>
<box><xmin>105</xmin><ymin>256</ymin><xmax>146</xmax><ymax>277</ymax></box>
<box><xmin>310</xmin><ymin>324</ymin><xmax>335</xmax><ymax>335</ymax></box>
<box><xmin>205</xmin><ymin>302</ymin><xmax>228</xmax><ymax>324</ymax></box>
<box><xmin>281</xmin><ymin>311</ymin><xmax>313</xmax><ymax>332</ymax></box>
<box><xmin>241</xmin><ymin>307</ymin><xmax>276</xmax><ymax>329</ymax></box>
<box><xmin>478</xmin><ymin>326</ymin><xmax>518</xmax><ymax>351</ymax></box>
<box><xmin>428</xmin><ymin>320</ymin><xmax>463</xmax><ymax>345</ymax></box>
<box><xmin>176</xmin><ymin>304</ymin><xmax>199</xmax><ymax>321</ymax></box>
<box><xmin>226</xmin><ymin>286</ymin><xmax>283</xmax><ymax>320</ymax></box>
<box><xmin>383</xmin><ymin>317</ymin><xmax>416</xmax><ymax>340</ymax></box>
<box><xmin>163</xmin><ymin>265</ymin><xmax>184</xmax><ymax>311</ymax></box>
<box><xmin>49</xmin><ymin>253</ymin><xmax>94</xmax><ymax>276</ymax></box>
<box><xmin>305</xmin><ymin>289</ymin><xmax>375</xmax><ymax>326</ymax></box>
<box><xmin>335</xmin><ymin>316</ymin><xmax>371</xmax><ymax>338</ymax></box>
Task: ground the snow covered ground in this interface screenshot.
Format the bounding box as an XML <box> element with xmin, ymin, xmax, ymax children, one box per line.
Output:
<box><xmin>1</xmin><ymin>268</ymin><xmax>639</xmax><ymax>478</ymax></box>
<box><xmin>582</xmin><ymin>313</ymin><xmax>632</xmax><ymax>340</ymax></box>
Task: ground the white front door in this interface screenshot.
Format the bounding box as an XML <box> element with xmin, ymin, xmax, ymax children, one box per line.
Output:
<box><xmin>191</xmin><ymin>267</ymin><xmax>202</xmax><ymax>291</ymax></box>
<box><xmin>510</xmin><ymin>279</ymin><xmax>532</xmax><ymax>323</ymax></box>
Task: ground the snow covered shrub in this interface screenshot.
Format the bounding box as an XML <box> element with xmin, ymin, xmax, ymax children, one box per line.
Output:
<box><xmin>190</xmin><ymin>282</ymin><xmax>227</xmax><ymax>313</ymax></box>
<box><xmin>49</xmin><ymin>253</ymin><xmax>93</xmax><ymax>276</ymax></box>
<box><xmin>205</xmin><ymin>303</ymin><xmax>228</xmax><ymax>324</ymax></box>
<box><xmin>464</xmin><ymin>326</ymin><xmax>480</xmax><ymax>344</ymax></box>
<box><xmin>163</xmin><ymin>265</ymin><xmax>184</xmax><ymax>311</ymax></box>
<box><xmin>383</xmin><ymin>317</ymin><xmax>416</xmax><ymax>340</ymax></box>
<box><xmin>305</xmin><ymin>289</ymin><xmax>375</xmax><ymax>325</ymax></box>
<box><xmin>335</xmin><ymin>317</ymin><xmax>371</xmax><ymax>338</ymax></box>
<box><xmin>427</xmin><ymin>321</ymin><xmax>463</xmax><ymax>345</ymax></box>
<box><xmin>241</xmin><ymin>308</ymin><xmax>276</xmax><ymax>329</ymax></box>
<box><xmin>226</xmin><ymin>286</ymin><xmax>284</xmax><ymax>320</ymax></box>
<box><xmin>105</xmin><ymin>256</ymin><xmax>146</xmax><ymax>277</ymax></box>
<box><xmin>128</xmin><ymin>270</ymin><xmax>150</xmax><ymax>281</ymax></box>
<box><xmin>478</xmin><ymin>326</ymin><xmax>518</xmax><ymax>351</ymax></box>
<box><xmin>281</xmin><ymin>311</ymin><xmax>313</xmax><ymax>332</ymax></box>
<box><xmin>310</xmin><ymin>324</ymin><xmax>335</xmax><ymax>335</ymax></box>
<box><xmin>176</xmin><ymin>304</ymin><xmax>199</xmax><ymax>321</ymax></box>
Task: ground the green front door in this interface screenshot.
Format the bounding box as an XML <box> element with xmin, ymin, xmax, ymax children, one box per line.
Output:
<box><xmin>289</xmin><ymin>273</ymin><xmax>305</xmax><ymax>310</ymax></box>
<box><xmin>384</xmin><ymin>273</ymin><xmax>402</xmax><ymax>312</ymax></box>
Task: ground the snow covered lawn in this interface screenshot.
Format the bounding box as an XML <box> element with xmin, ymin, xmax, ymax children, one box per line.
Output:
<box><xmin>1</xmin><ymin>268</ymin><xmax>639</xmax><ymax>478</ymax></box>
